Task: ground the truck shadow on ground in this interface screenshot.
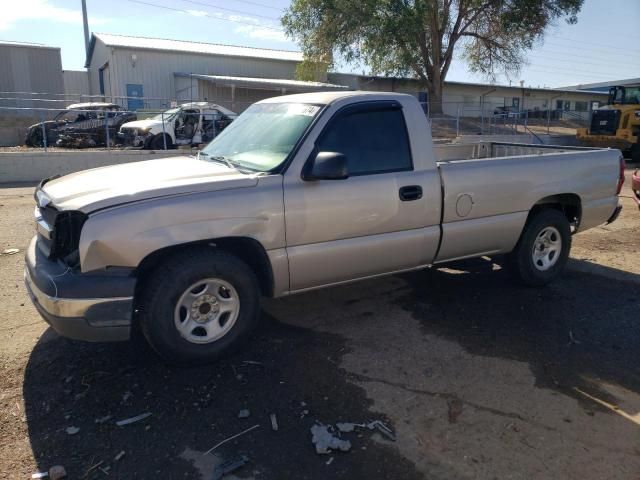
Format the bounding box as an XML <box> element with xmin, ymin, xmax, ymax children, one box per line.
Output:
<box><xmin>395</xmin><ymin>257</ymin><xmax>640</xmax><ymax>415</ymax></box>
<box><xmin>22</xmin><ymin>257</ymin><xmax>639</xmax><ymax>478</ymax></box>
<box><xmin>22</xmin><ymin>316</ymin><xmax>425</xmax><ymax>479</ymax></box>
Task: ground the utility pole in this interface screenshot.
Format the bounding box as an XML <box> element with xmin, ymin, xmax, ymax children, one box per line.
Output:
<box><xmin>81</xmin><ymin>0</ymin><xmax>90</xmax><ymax>57</ymax></box>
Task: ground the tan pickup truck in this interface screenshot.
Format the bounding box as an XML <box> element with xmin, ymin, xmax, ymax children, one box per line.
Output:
<box><xmin>25</xmin><ymin>91</ymin><xmax>625</xmax><ymax>363</ymax></box>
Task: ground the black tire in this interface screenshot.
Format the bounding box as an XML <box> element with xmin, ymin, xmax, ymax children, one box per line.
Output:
<box><xmin>138</xmin><ymin>247</ymin><xmax>261</xmax><ymax>364</ymax></box>
<box><xmin>24</xmin><ymin>129</ymin><xmax>42</xmax><ymax>147</ymax></box>
<box><xmin>149</xmin><ymin>133</ymin><xmax>169</xmax><ymax>150</ymax></box>
<box><xmin>631</xmin><ymin>144</ymin><xmax>640</xmax><ymax>164</ymax></box>
<box><xmin>508</xmin><ymin>209</ymin><xmax>571</xmax><ymax>287</ymax></box>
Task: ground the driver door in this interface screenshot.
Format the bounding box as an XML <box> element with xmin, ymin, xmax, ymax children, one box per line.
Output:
<box><xmin>283</xmin><ymin>101</ymin><xmax>438</xmax><ymax>292</ymax></box>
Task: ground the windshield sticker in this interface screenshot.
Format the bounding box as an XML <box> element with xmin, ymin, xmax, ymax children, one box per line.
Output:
<box><xmin>287</xmin><ymin>104</ymin><xmax>320</xmax><ymax>117</ymax></box>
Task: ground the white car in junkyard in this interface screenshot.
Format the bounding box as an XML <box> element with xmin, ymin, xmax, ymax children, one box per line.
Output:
<box><xmin>118</xmin><ymin>102</ymin><xmax>237</xmax><ymax>149</ymax></box>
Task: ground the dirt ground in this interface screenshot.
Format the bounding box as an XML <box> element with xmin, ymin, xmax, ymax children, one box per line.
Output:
<box><xmin>0</xmin><ymin>171</ymin><xmax>639</xmax><ymax>479</ymax></box>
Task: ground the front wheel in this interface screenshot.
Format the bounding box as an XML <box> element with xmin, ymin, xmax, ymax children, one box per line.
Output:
<box><xmin>149</xmin><ymin>133</ymin><xmax>170</xmax><ymax>150</ymax></box>
<box><xmin>508</xmin><ymin>209</ymin><xmax>571</xmax><ymax>287</ymax></box>
<box><xmin>138</xmin><ymin>248</ymin><xmax>261</xmax><ymax>364</ymax></box>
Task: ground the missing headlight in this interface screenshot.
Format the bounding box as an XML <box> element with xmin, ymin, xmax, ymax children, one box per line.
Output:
<box><xmin>52</xmin><ymin>211</ymin><xmax>87</xmax><ymax>265</ymax></box>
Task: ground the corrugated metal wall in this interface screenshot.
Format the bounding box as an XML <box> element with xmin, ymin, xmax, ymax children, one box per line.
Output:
<box><xmin>87</xmin><ymin>40</ymin><xmax>112</xmax><ymax>101</ymax></box>
<box><xmin>88</xmin><ymin>41</ymin><xmax>298</xmax><ymax>109</ymax></box>
<box><xmin>0</xmin><ymin>44</ymin><xmax>64</xmax><ymax>109</ymax></box>
<box><xmin>62</xmin><ymin>70</ymin><xmax>90</xmax><ymax>98</ymax></box>
<box><xmin>197</xmin><ymin>80</ymin><xmax>283</xmax><ymax>112</ymax></box>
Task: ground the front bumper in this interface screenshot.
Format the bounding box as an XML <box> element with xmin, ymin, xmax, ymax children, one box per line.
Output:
<box><xmin>117</xmin><ymin>131</ymin><xmax>150</xmax><ymax>148</ymax></box>
<box><xmin>24</xmin><ymin>236</ymin><xmax>134</xmax><ymax>342</ymax></box>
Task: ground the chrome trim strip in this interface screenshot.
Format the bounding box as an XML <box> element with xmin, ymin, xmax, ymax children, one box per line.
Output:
<box><xmin>24</xmin><ymin>268</ymin><xmax>133</xmax><ymax>318</ymax></box>
<box><xmin>36</xmin><ymin>217</ymin><xmax>53</xmax><ymax>240</ymax></box>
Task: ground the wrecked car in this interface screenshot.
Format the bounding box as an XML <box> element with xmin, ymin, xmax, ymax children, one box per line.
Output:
<box><xmin>117</xmin><ymin>102</ymin><xmax>237</xmax><ymax>149</ymax></box>
<box><xmin>24</xmin><ymin>103</ymin><xmax>136</xmax><ymax>148</ymax></box>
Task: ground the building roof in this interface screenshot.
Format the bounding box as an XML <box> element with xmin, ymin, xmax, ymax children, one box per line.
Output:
<box><xmin>86</xmin><ymin>33</ymin><xmax>303</xmax><ymax>67</ymax></box>
<box><xmin>328</xmin><ymin>72</ymin><xmax>609</xmax><ymax>96</ymax></box>
<box><xmin>562</xmin><ymin>78</ymin><xmax>640</xmax><ymax>90</ymax></box>
<box><xmin>0</xmin><ymin>40</ymin><xmax>59</xmax><ymax>50</ymax></box>
<box><xmin>177</xmin><ymin>73</ymin><xmax>349</xmax><ymax>91</ymax></box>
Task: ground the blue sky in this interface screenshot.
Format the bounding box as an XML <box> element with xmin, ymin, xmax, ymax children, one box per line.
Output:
<box><xmin>1</xmin><ymin>0</ymin><xmax>639</xmax><ymax>88</ymax></box>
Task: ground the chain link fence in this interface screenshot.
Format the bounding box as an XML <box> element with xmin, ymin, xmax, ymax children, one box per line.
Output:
<box><xmin>428</xmin><ymin>102</ymin><xmax>591</xmax><ymax>139</ymax></box>
<box><xmin>1</xmin><ymin>91</ymin><xmax>594</xmax><ymax>150</ymax></box>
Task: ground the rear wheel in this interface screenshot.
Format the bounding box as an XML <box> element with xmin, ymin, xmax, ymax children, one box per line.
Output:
<box><xmin>508</xmin><ymin>209</ymin><xmax>571</xmax><ymax>287</ymax></box>
<box><xmin>138</xmin><ymin>248</ymin><xmax>260</xmax><ymax>364</ymax></box>
<box><xmin>630</xmin><ymin>143</ymin><xmax>640</xmax><ymax>164</ymax></box>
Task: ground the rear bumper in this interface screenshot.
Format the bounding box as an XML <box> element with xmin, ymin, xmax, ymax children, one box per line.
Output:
<box><xmin>632</xmin><ymin>171</ymin><xmax>640</xmax><ymax>209</ymax></box>
<box><xmin>606</xmin><ymin>204</ymin><xmax>623</xmax><ymax>224</ymax></box>
<box><xmin>24</xmin><ymin>236</ymin><xmax>134</xmax><ymax>342</ymax></box>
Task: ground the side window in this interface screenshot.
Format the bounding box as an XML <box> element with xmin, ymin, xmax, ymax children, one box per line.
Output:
<box><xmin>317</xmin><ymin>108</ymin><xmax>412</xmax><ymax>175</ymax></box>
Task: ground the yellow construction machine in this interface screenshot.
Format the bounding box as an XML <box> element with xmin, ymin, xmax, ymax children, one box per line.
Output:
<box><xmin>577</xmin><ymin>85</ymin><xmax>640</xmax><ymax>162</ymax></box>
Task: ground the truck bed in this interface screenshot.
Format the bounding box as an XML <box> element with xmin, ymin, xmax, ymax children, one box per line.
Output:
<box><xmin>431</xmin><ymin>142</ymin><xmax>621</xmax><ymax>263</ymax></box>
<box><xmin>434</xmin><ymin>141</ymin><xmax>597</xmax><ymax>162</ymax></box>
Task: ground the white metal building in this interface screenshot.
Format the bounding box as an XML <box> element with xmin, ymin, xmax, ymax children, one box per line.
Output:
<box><xmin>84</xmin><ymin>32</ymin><xmax>608</xmax><ymax>117</ymax></box>
<box><xmin>0</xmin><ymin>40</ymin><xmax>64</xmax><ymax>109</ymax></box>
<box><xmin>84</xmin><ymin>33</ymin><xmax>346</xmax><ymax>111</ymax></box>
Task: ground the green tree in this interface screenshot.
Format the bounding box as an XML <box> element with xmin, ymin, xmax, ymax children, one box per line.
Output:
<box><xmin>282</xmin><ymin>0</ymin><xmax>583</xmax><ymax>114</ymax></box>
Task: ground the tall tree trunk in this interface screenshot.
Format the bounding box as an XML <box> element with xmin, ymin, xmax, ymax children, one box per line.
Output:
<box><xmin>428</xmin><ymin>78</ymin><xmax>444</xmax><ymax>115</ymax></box>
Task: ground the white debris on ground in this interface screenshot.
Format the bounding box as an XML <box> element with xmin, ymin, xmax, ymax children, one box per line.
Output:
<box><xmin>311</xmin><ymin>420</ymin><xmax>396</xmax><ymax>455</ymax></box>
<box><xmin>310</xmin><ymin>424</ymin><xmax>352</xmax><ymax>454</ymax></box>
<box><xmin>115</xmin><ymin>412</ymin><xmax>152</xmax><ymax>426</ymax></box>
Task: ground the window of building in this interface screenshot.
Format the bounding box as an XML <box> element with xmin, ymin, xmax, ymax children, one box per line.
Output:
<box><xmin>317</xmin><ymin>107</ymin><xmax>412</xmax><ymax>176</ymax></box>
<box><xmin>575</xmin><ymin>101</ymin><xmax>588</xmax><ymax>112</ymax></box>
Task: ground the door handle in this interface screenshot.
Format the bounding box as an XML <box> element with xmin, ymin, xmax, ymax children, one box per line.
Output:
<box><xmin>399</xmin><ymin>185</ymin><xmax>423</xmax><ymax>201</ymax></box>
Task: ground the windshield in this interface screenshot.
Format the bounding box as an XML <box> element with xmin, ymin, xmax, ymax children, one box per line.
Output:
<box><xmin>623</xmin><ymin>87</ymin><xmax>640</xmax><ymax>104</ymax></box>
<box><xmin>153</xmin><ymin>107</ymin><xmax>180</xmax><ymax>121</ymax></box>
<box><xmin>610</xmin><ymin>87</ymin><xmax>640</xmax><ymax>105</ymax></box>
<box><xmin>54</xmin><ymin>109</ymin><xmax>94</xmax><ymax>122</ymax></box>
<box><xmin>201</xmin><ymin>102</ymin><xmax>322</xmax><ymax>172</ymax></box>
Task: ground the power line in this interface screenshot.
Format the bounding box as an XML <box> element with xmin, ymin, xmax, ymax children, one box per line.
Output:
<box><xmin>214</xmin><ymin>0</ymin><xmax>283</xmax><ymax>12</ymax></box>
<box><xmin>515</xmin><ymin>60</ymin><xmax>636</xmax><ymax>77</ymax></box>
<box><xmin>127</xmin><ymin>0</ymin><xmax>284</xmax><ymax>31</ymax></box>
<box><xmin>526</xmin><ymin>52</ymin><xmax>640</xmax><ymax>70</ymax></box>
<box><xmin>543</xmin><ymin>40</ymin><xmax>640</xmax><ymax>56</ymax></box>
<box><xmin>177</xmin><ymin>0</ymin><xmax>280</xmax><ymax>21</ymax></box>
<box><xmin>531</xmin><ymin>45</ymin><xmax>640</xmax><ymax>65</ymax></box>
<box><xmin>517</xmin><ymin>68</ymin><xmax>622</xmax><ymax>81</ymax></box>
<box><xmin>548</xmin><ymin>35</ymin><xmax>640</xmax><ymax>53</ymax></box>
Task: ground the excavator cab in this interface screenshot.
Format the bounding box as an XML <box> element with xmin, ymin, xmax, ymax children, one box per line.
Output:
<box><xmin>608</xmin><ymin>86</ymin><xmax>640</xmax><ymax>106</ymax></box>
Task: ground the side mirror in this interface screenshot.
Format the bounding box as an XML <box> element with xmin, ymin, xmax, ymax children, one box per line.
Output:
<box><xmin>302</xmin><ymin>151</ymin><xmax>349</xmax><ymax>181</ymax></box>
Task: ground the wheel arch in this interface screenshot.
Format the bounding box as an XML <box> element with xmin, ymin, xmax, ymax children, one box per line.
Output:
<box><xmin>134</xmin><ymin>237</ymin><xmax>275</xmax><ymax>298</ymax></box>
<box><xmin>529</xmin><ymin>193</ymin><xmax>582</xmax><ymax>232</ymax></box>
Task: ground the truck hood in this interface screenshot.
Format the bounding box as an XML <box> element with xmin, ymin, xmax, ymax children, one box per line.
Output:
<box><xmin>41</xmin><ymin>156</ymin><xmax>258</xmax><ymax>212</ymax></box>
<box><xmin>120</xmin><ymin>118</ymin><xmax>162</xmax><ymax>131</ymax></box>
